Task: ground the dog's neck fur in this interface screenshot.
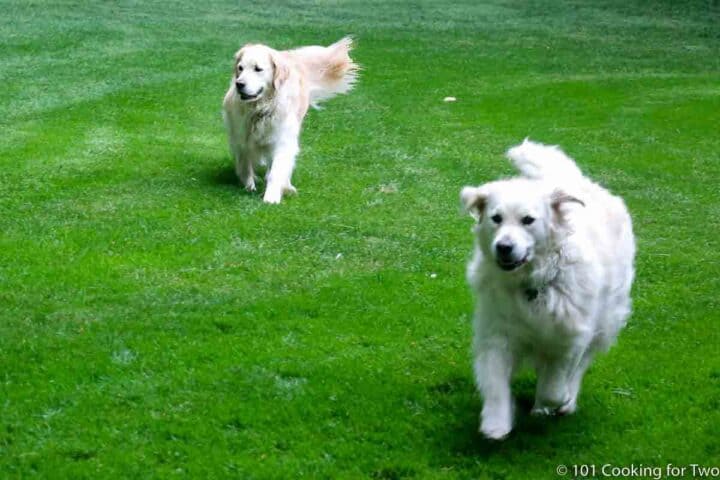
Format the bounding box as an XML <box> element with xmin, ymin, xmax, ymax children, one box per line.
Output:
<box><xmin>527</xmin><ymin>246</ymin><xmax>563</xmax><ymax>289</ymax></box>
<box><xmin>238</xmin><ymin>90</ymin><xmax>278</xmax><ymax>120</ymax></box>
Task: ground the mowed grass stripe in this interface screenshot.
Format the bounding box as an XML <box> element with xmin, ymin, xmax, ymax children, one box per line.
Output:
<box><xmin>1</xmin><ymin>0</ymin><xmax>718</xmax><ymax>477</ymax></box>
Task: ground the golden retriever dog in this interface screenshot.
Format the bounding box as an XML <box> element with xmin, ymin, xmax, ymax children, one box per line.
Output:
<box><xmin>462</xmin><ymin>139</ymin><xmax>635</xmax><ymax>439</ymax></box>
<box><xmin>222</xmin><ymin>37</ymin><xmax>358</xmax><ymax>204</ymax></box>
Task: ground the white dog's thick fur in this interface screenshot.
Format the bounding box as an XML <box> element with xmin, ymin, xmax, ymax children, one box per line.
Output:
<box><xmin>222</xmin><ymin>37</ymin><xmax>358</xmax><ymax>204</ymax></box>
<box><xmin>461</xmin><ymin>139</ymin><xmax>635</xmax><ymax>440</ymax></box>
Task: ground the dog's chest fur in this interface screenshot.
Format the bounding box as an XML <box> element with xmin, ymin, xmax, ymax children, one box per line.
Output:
<box><xmin>473</xmin><ymin>264</ymin><xmax>591</xmax><ymax>349</ymax></box>
<box><xmin>241</xmin><ymin>108</ymin><xmax>278</xmax><ymax>148</ymax></box>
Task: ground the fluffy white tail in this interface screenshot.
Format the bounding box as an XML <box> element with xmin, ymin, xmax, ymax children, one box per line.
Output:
<box><xmin>506</xmin><ymin>138</ymin><xmax>583</xmax><ymax>181</ymax></box>
<box><xmin>290</xmin><ymin>37</ymin><xmax>359</xmax><ymax>107</ymax></box>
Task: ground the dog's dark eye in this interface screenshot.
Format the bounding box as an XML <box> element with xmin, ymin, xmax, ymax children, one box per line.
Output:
<box><xmin>521</xmin><ymin>215</ymin><xmax>535</xmax><ymax>225</ymax></box>
<box><xmin>491</xmin><ymin>214</ymin><xmax>502</xmax><ymax>224</ymax></box>
<box><xmin>254</xmin><ymin>66</ymin><xmax>263</xmax><ymax>72</ymax></box>
<box><xmin>237</xmin><ymin>65</ymin><xmax>243</xmax><ymax>72</ymax></box>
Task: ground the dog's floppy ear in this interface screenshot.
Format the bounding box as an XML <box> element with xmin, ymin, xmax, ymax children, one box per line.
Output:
<box><xmin>550</xmin><ymin>189</ymin><xmax>585</xmax><ymax>221</ymax></box>
<box><xmin>461</xmin><ymin>186</ymin><xmax>487</xmax><ymax>221</ymax></box>
<box><xmin>271</xmin><ymin>51</ymin><xmax>289</xmax><ymax>90</ymax></box>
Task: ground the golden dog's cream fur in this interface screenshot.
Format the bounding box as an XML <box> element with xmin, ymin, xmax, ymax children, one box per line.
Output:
<box><xmin>222</xmin><ymin>37</ymin><xmax>358</xmax><ymax>203</ymax></box>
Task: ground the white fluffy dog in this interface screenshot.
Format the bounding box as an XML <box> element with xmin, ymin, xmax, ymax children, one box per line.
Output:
<box><xmin>461</xmin><ymin>139</ymin><xmax>635</xmax><ymax>440</ymax></box>
<box><xmin>222</xmin><ymin>37</ymin><xmax>358</xmax><ymax>204</ymax></box>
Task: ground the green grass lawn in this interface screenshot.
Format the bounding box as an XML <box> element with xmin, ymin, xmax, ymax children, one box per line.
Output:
<box><xmin>2</xmin><ymin>0</ymin><xmax>719</xmax><ymax>478</ymax></box>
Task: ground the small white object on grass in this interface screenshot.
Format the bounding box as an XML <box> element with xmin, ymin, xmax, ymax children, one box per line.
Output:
<box><xmin>335</xmin><ymin>253</ymin><xmax>343</xmax><ymax>260</ymax></box>
<box><xmin>379</xmin><ymin>183</ymin><xmax>398</xmax><ymax>194</ymax></box>
<box><xmin>443</xmin><ymin>96</ymin><xmax>457</xmax><ymax>102</ymax></box>
<box><xmin>430</xmin><ymin>273</ymin><xmax>438</xmax><ymax>279</ymax></box>
<box><xmin>612</xmin><ymin>388</ymin><xmax>634</xmax><ymax>397</ymax></box>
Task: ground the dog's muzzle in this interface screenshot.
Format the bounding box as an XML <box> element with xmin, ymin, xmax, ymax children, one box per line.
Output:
<box><xmin>496</xmin><ymin>255</ymin><xmax>528</xmax><ymax>271</ymax></box>
<box><xmin>495</xmin><ymin>241</ymin><xmax>529</xmax><ymax>271</ymax></box>
<box><xmin>236</xmin><ymin>83</ymin><xmax>263</xmax><ymax>101</ymax></box>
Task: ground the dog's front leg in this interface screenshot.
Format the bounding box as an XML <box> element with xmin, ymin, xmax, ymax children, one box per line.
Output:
<box><xmin>474</xmin><ymin>343</ymin><xmax>514</xmax><ymax>440</ymax></box>
<box><xmin>235</xmin><ymin>153</ymin><xmax>256</xmax><ymax>192</ymax></box>
<box><xmin>532</xmin><ymin>346</ymin><xmax>586</xmax><ymax>415</ymax></box>
<box><xmin>558</xmin><ymin>349</ymin><xmax>595</xmax><ymax>415</ymax></box>
<box><xmin>264</xmin><ymin>140</ymin><xmax>298</xmax><ymax>204</ymax></box>
<box><xmin>224</xmin><ymin>112</ymin><xmax>256</xmax><ymax>192</ymax></box>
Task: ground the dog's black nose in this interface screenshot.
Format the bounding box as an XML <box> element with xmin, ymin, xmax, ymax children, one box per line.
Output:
<box><xmin>235</xmin><ymin>81</ymin><xmax>245</xmax><ymax>91</ymax></box>
<box><xmin>496</xmin><ymin>241</ymin><xmax>514</xmax><ymax>257</ymax></box>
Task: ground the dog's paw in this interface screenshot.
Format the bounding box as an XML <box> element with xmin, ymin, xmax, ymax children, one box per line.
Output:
<box><xmin>480</xmin><ymin>418</ymin><xmax>512</xmax><ymax>440</ymax></box>
<box><xmin>532</xmin><ymin>400</ymin><xmax>577</xmax><ymax>416</ymax></box>
<box><xmin>531</xmin><ymin>405</ymin><xmax>556</xmax><ymax>417</ymax></box>
<box><xmin>283</xmin><ymin>184</ymin><xmax>297</xmax><ymax>196</ymax></box>
<box><xmin>245</xmin><ymin>182</ymin><xmax>257</xmax><ymax>192</ymax></box>
<box><xmin>557</xmin><ymin>399</ymin><xmax>577</xmax><ymax>416</ymax></box>
<box><xmin>263</xmin><ymin>189</ymin><xmax>283</xmax><ymax>204</ymax></box>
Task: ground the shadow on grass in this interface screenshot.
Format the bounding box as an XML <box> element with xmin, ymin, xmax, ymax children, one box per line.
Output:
<box><xmin>427</xmin><ymin>374</ymin><xmax>595</xmax><ymax>464</ymax></box>
<box><xmin>210</xmin><ymin>164</ymin><xmax>238</xmax><ymax>187</ymax></box>
<box><xmin>199</xmin><ymin>162</ymin><xmax>265</xmax><ymax>199</ymax></box>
